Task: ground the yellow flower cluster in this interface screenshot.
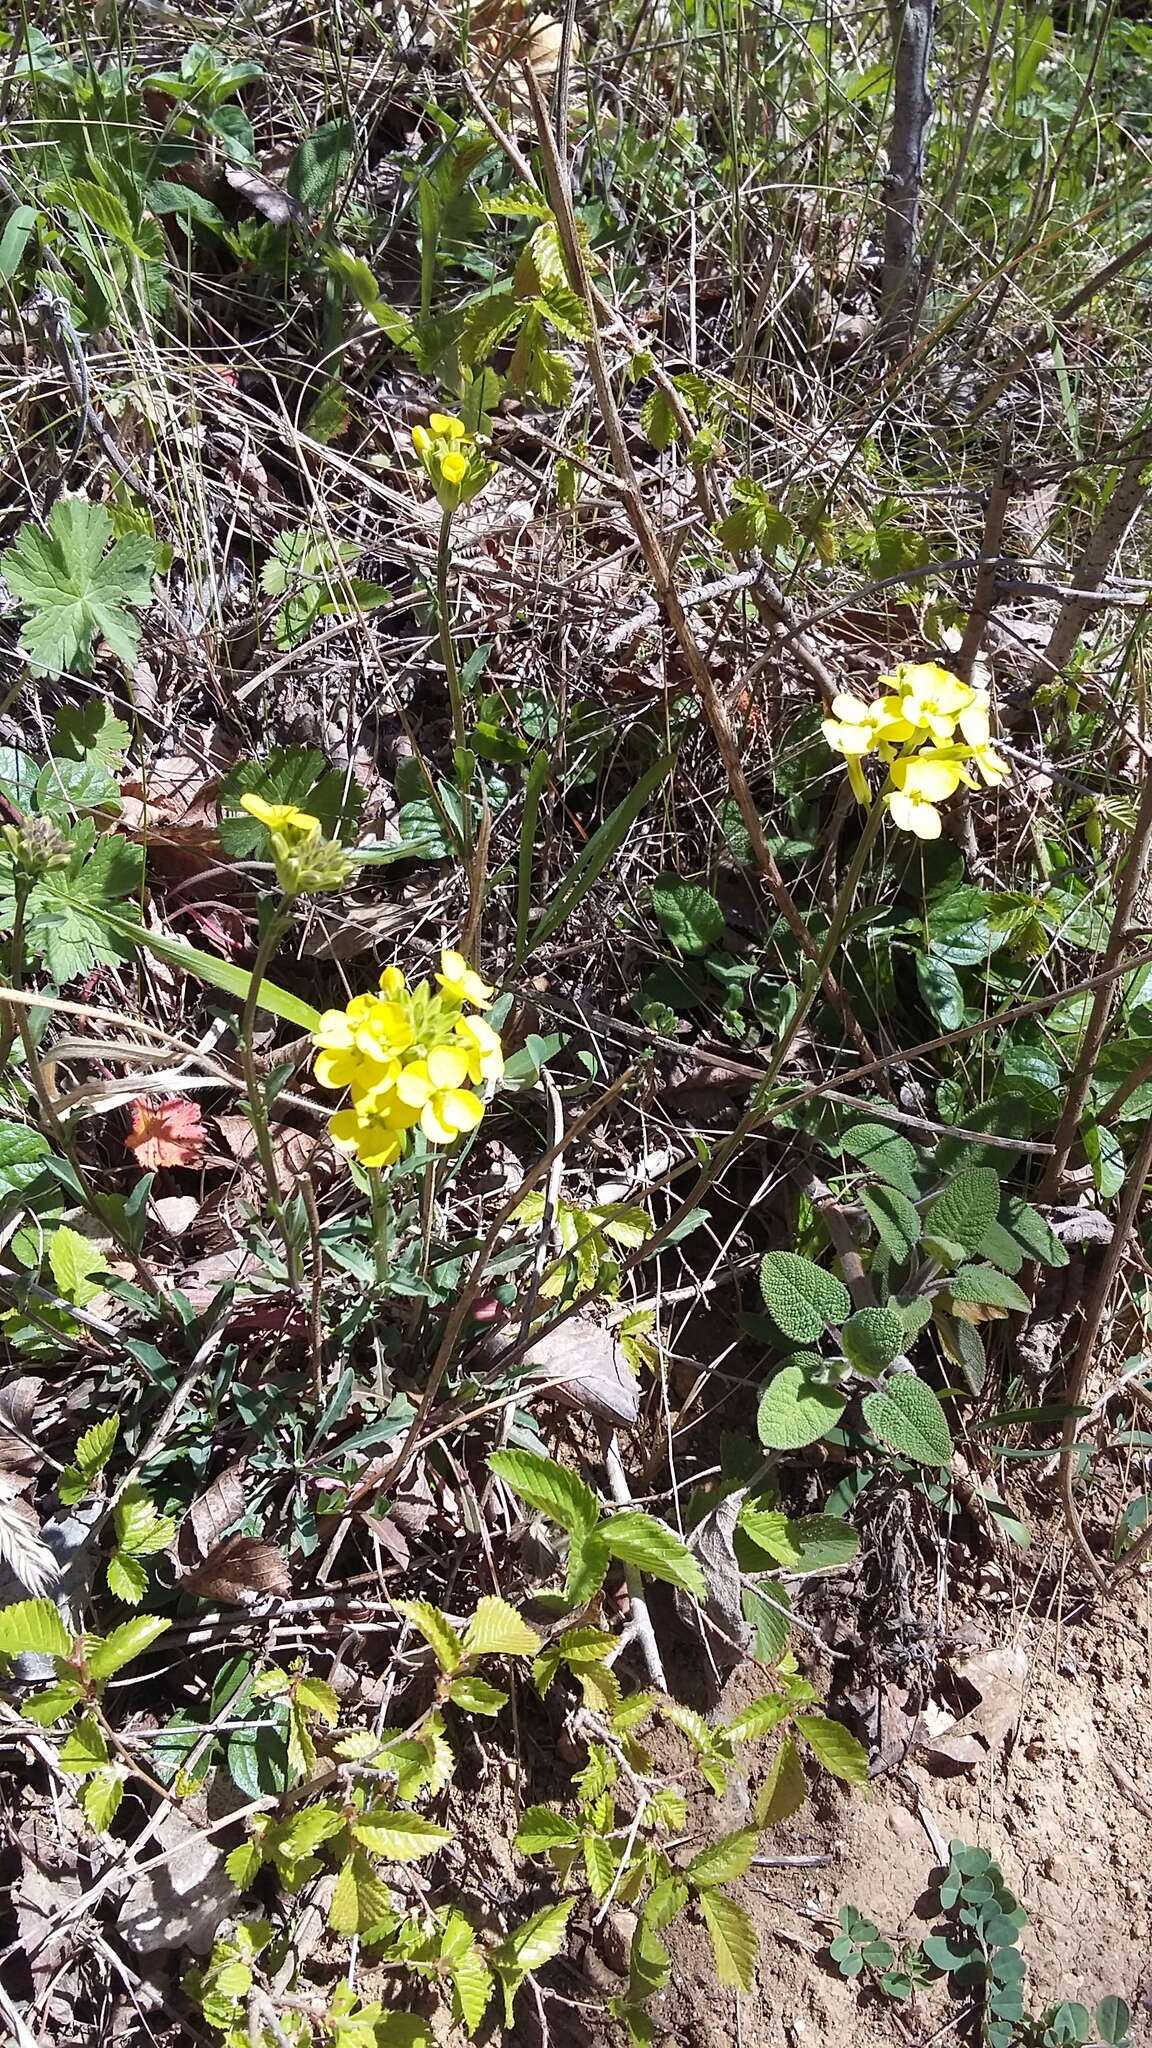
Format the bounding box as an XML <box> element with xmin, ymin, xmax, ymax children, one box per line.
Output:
<box><xmin>411</xmin><ymin>411</ymin><xmax>489</xmax><ymax>512</ymax></box>
<box><xmin>821</xmin><ymin>662</ymin><xmax>1009</xmax><ymax>840</ymax></box>
<box><xmin>239</xmin><ymin>793</ymin><xmax>352</xmax><ymax>895</ymax></box>
<box><xmin>312</xmin><ymin>951</ymin><xmax>504</xmax><ymax>1168</ymax></box>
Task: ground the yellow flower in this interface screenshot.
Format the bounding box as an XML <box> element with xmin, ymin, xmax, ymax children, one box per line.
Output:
<box><xmin>439</xmin><ymin>449</ymin><xmax>468</xmax><ymax>486</ymax></box>
<box><xmin>888</xmin><ymin>663</ymin><xmax>976</xmax><ymax>743</ymax></box>
<box><xmin>395</xmin><ymin>1047</ymin><xmax>485</xmax><ymax>1146</ymax></box>
<box><xmin>885</xmin><ymin>754</ymin><xmax>965</xmax><ymax>839</ymax></box>
<box><xmin>430</xmin><ymin>412</ymin><xmax>466</xmax><ymax>437</ymax></box>
<box><xmin>329</xmin><ymin>1108</ymin><xmax>406</xmax><ymax>1169</ymax></box>
<box><xmin>454</xmin><ymin>1012</ymin><xmax>504</xmax><ymax>1085</ymax></box>
<box><xmin>821</xmin><ymin>692</ymin><xmax>913</xmax><ymax>805</ymax></box>
<box><xmin>239</xmin><ymin>793</ymin><xmax>320</xmax><ymax>838</ymax></box>
<box><xmin>437</xmin><ymin>949</ymin><xmax>493</xmax><ymax>1008</ymax></box>
<box><xmin>411</xmin><ymin>424</ymin><xmax>431</xmax><ymax>454</ymax></box>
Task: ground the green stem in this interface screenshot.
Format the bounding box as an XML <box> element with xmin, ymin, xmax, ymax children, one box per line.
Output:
<box><xmin>369</xmin><ymin>1171</ymin><xmax>392</xmax><ymax>1289</ymax></box>
<box><xmin>757</xmin><ymin>794</ymin><xmax>889</xmax><ymax>1096</ymax></box>
<box><xmin>436</xmin><ymin>503</ymin><xmax>473</xmax><ymax>864</ymax></box>
<box><xmin>240</xmin><ymin>896</ymin><xmax>301</xmax><ymax>1288</ymax></box>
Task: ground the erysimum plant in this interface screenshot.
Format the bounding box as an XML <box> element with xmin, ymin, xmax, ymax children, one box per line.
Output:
<box><xmin>312</xmin><ymin>950</ymin><xmax>504</xmax><ymax>1166</ymax></box>
<box><xmin>822</xmin><ymin>660</ymin><xmax>1009</xmax><ymax>839</ymax></box>
<box><xmin>411</xmin><ymin>411</ymin><xmax>494</xmax><ymax>862</ymax></box>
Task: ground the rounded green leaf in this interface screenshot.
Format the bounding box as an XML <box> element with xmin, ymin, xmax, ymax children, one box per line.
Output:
<box><xmin>758</xmin><ymin>1253</ymin><xmax>851</xmax><ymax>1343</ymax></box>
<box><xmin>757</xmin><ymin>1362</ymin><xmax>846</xmax><ymax>1450</ymax></box>
<box><xmin>862</xmin><ymin>1374</ymin><xmax>952</xmax><ymax>1466</ymax></box>
<box><xmin>650</xmin><ymin>875</ymin><xmax>725</xmax><ymax>955</ymax></box>
<box><xmin>0</xmin><ymin>1121</ymin><xmax>51</xmax><ymax>1197</ymax></box>
<box><xmin>924</xmin><ymin>1167</ymin><xmax>1000</xmax><ymax>1256</ymax></box>
<box><xmin>841</xmin><ymin>1307</ymin><xmax>906</xmax><ymax>1373</ymax></box>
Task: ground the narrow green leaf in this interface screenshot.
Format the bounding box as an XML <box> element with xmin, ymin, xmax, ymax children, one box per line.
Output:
<box><xmin>93</xmin><ymin>907</ymin><xmax>320</xmax><ymax>1029</ymax></box>
<box><xmin>393</xmin><ymin>1599</ymin><xmax>464</xmax><ymax>1674</ymax></box>
<box><xmin>687</xmin><ymin>1826</ymin><xmax>760</xmax><ymax>1888</ymax></box>
<box><xmin>85</xmin><ymin>1615</ymin><xmax>170</xmax><ymax>1681</ymax></box>
<box><xmin>528</xmin><ymin>754</ymin><xmax>673</xmax><ymax>954</ymax></box>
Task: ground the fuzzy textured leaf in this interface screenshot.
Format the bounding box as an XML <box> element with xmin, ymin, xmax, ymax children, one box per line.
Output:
<box><xmin>863</xmin><ymin>1375</ymin><xmax>952</xmax><ymax>1466</ymax></box>
<box><xmin>758</xmin><ymin>1253</ymin><xmax>850</xmax><ymax>1343</ymax></box>
<box><xmin>841</xmin><ymin>1307</ymin><xmax>906</xmax><ymax>1373</ymax></box>
<box><xmin>756</xmin><ymin>1362</ymin><xmax>845</xmax><ymax>1449</ymax></box>
<box><xmin>948</xmin><ymin>1264</ymin><xmax>1032</xmax><ymax>1312</ymax></box>
<box><xmin>924</xmin><ymin>1167</ymin><xmax>1000</xmax><ymax>1256</ymax></box>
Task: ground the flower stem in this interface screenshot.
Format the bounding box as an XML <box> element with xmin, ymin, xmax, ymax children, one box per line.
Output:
<box><xmin>240</xmin><ymin>897</ymin><xmax>301</xmax><ymax>1288</ymax></box>
<box><xmin>369</xmin><ymin>1170</ymin><xmax>392</xmax><ymax>1288</ymax></box>
<box><xmin>757</xmin><ymin>795</ymin><xmax>888</xmax><ymax>1096</ymax></box>
<box><xmin>435</xmin><ymin>504</ymin><xmax>472</xmax><ymax>864</ymax></box>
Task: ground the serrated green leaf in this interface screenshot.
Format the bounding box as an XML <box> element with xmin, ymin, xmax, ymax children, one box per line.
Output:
<box><xmin>106</xmin><ymin>1552</ymin><xmax>148</xmax><ymax>1604</ymax></box>
<box><xmin>0</xmin><ymin>1122</ymin><xmax>51</xmax><ymax>1196</ymax></box>
<box><xmin>515</xmin><ymin>1806</ymin><xmax>582</xmax><ymax>1852</ymax></box>
<box><xmin>687</xmin><ymin>1826</ymin><xmax>760</xmax><ymax>1888</ymax></box>
<box><xmin>640</xmin><ymin>387</ymin><xmax>679</xmax><ymax>451</ymax></box>
<box><xmin>756</xmin><ymin>1361</ymin><xmax>845</xmax><ymax>1449</ymax></box>
<box><xmin>225</xmin><ymin>1840</ymin><xmax>265</xmax><ymax>1888</ymax></box>
<box><xmin>0</xmin><ymin>1597</ymin><xmax>72</xmax><ymax>1657</ymax></box>
<box><xmin>697</xmin><ymin>1889</ymin><xmax>757</xmax><ymax>1991</ymax></box>
<box><xmin>599</xmin><ymin>1511</ymin><xmax>706</xmax><ymax>1599</ymax></box>
<box><xmin>758</xmin><ymin>1253</ymin><xmax>851</xmax><ymax>1343</ymax></box>
<box><xmin>565</xmin><ymin>1531</ymin><xmax>611</xmax><ymax>1604</ymax></box>
<box><xmin>584</xmin><ymin>1832</ymin><xmax>618</xmax><ymax>1900</ymax></box>
<box><xmin>488</xmin><ymin>1449</ymin><xmax>600</xmax><ymax>1536</ymax></box>
<box><xmin>461</xmin><ymin>1595</ymin><xmax>541</xmax><ymax>1660</ymax></box>
<box><xmin>294</xmin><ymin>1676</ymin><xmax>339</xmax><ymax>1724</ymax></box>
<box><xmin>925</xmin><ymin>1168</ymin><xmax>1000</xmax><ymax>1255</ymax></box>
<box><xmin>440</xmin><ymin>1910</ymin><xmax>494</xmax><ymax>2036</ymax></box>
<box><xmin>85</xmin><ymin>1615</ymin><xmax>170</xmax><ymax>1681</ymax></box>
<box><xmin>1</xmin><ymin>499</ymin><xmax>154</xmax><ymax>676</ymax></box>
<box><xmin>82</xmin><ymin>1765</ymin><xmax>124</xmax><ymax>1831</ymax></box>
<box><xmin>329</xmin><ymin>1850</ymin><xmax>396</xmax><ymax>1934</ymax></box>
<box><xmin>948</xmin><ymin>1264</ymin><xmax>1032</xmax><ymax>1312</ymax></box>
<box><xmin>74</xmin><ymin>1415</ymin><xmax>119</xmax><ymax>1476</ymax></box>
<box><xmin>60</xmin><ymin>1712</ymin><xmax>109</xmax><ymax>1772</ymax></box>
<box><xmin>114</xmin><ymin>1486</ymin><xmax>176</xmax><ymax>1555</ymax></box>
<box><xmin>48</xmin><ymin>1225</ymin><xmax>108</xmax><ymax>1307</ymax></box>
<box><xmin>53</xmin><ymin>699</ymin><xmax>132</xmax><ymax>769</ymax></box>
<box><xmin>350</xmin><ymin>1808</ymin><xmax>452</xmax><ymax>1860</ymax></box>
<box><xmin>21</xmin><ymin>1680</ymin><xmax>84</xmax><ymax>1725</ymax></box>
<box><xmin>862</xmin><ymin>1375</ymin><xmax>952</xmax><ymax>1466</ymax></box>
<box><xmin>495</xmin><ymin>1895</ymin><xmax>575</xmax><ymax>1972</ymax></box>
<box><xmin>393</xmin><ymin>1598</ymin><xmax>464</xmax><ymax>1673</ymax></box>
<box><xmin>448</xmin><ymin>1675</ymin><xmax>508</xmax><ymax>1716</ymax></box>
<box><xmin>793</xmin><ymin>1713</ymin><xmax>869</xmax><ymax>1783</ymax></box>
<box><xmin>841</xmin><ymin>1307</ymin><xmax>906</xmax><ymax>1373</ymax></box>
<box><xmin>756</xmin><ymin>1735</ymin><xmax>807</xmax><ymax>1825</ymax></box>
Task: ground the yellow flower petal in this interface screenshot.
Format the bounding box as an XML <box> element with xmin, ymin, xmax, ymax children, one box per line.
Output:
<box><xmin>426</xmin><ymin>1044</ymin><xmax>469</xmax><ymax>1090</ymax></box>
<box><xmin>437</xmin><ymin>949</ymin><xmax>494</xmax><ymax>1007</ymax></box>
<box><xmin>439</xmin><ymin>449</ymin><xmax>468</xmax><ymax>486</ymax></box>
<box><xmin>313</xmin><ymin>1010</ymin><xmax>355</xmax><ymax>1051</ymax></box>
<box><xmin>411</xmin><ymin>425</ymin><xmax>431</xmax><ymax>453</ymax></box>
<box><xmin>893</xmin><ymin>754</ymin><xmax>964</xmax><ymax>803</ymax></box>
<box><xmin>429</xmin><ymin>412</ymin><xmax>466</xmax><ymax>437</ymax></box>
<box><xmin>886</xmin><ymin>789</ymin><xmax>942</xmax><ymax>839</ymax></box>
<box><xmin>396</xmin><ymin>1061</ymin><xmax>432</xmax><ymax>1109</ymax></box>
<box><xmin>239</xmin><ymin>793</ymin><xmax>320</xmax><ymax>835</ymax></box>
<box><xmin>314</xmin><ymin>1047</ymin><xmax>361</xmax><ymax>1091</ymax></box>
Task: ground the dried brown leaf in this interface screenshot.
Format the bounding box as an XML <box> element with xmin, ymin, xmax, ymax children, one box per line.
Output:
<box><xmin>178</xmin><ymin>1534</ymin><xmax>291</xmax><ymax>1604</ymax></box>
<box><xmin>524</xmin><ymin>1318</ymin><xmax>639</xmax><ymax>1428</ymax></box>
<box><xmin>225</xmin><ymin>162</ymin><xmax>305</xmax><ymax>227</ymax></box>
<box><xmin>119</xmin><ymin>1803</ymin><xmax>238</xmax><ymax>1955</ymax></box>
<box><xmin>177</xmin><ymin>1459</ymin><xmax>249</xmax><ymax>1567</ymax></box>
<box><xmin>0</xmin><ymin>1495</ymin><xmax>60</xmax><ymax>1597</ymax></box>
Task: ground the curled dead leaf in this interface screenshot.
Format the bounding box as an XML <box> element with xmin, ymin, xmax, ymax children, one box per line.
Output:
<box><xmin>177</xmin><ymin>1459</ymin><xmax>249</xmax><ymax>1567</ymax></box>
<box><xmin>178</xmin><ymin>1534</ymin><xmax>291</xmax><ymax>1604</ymax></box>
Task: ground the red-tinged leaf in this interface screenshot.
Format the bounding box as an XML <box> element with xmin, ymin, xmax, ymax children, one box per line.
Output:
<box><xmin>124</xmin><ymin>1096</ymin><xmax>205</xmax><ymax>1170</ymax></box>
